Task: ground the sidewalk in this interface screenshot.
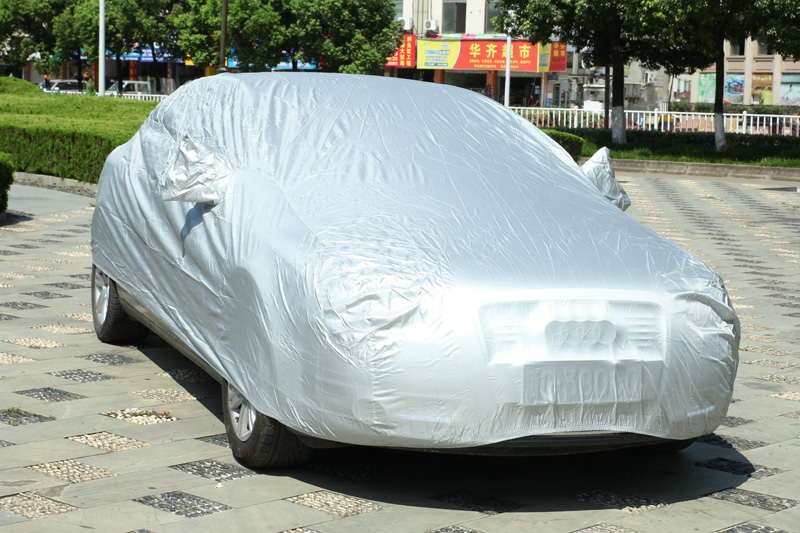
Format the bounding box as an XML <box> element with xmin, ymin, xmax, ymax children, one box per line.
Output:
<box><xmin>1</xmin><ymin>177</ymin><xmax>799</xmax><ymax>533</ymax></box>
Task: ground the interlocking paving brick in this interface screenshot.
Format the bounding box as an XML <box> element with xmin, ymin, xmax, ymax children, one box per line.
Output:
<box><xmin>430</xmin><ymin>489</ymin><xmax>524</xmax><ymax>515</ymax></box>
<box><xmin>0</xmin><ymin>283</ymin><xmax>13</xmax><ymax>288</ymax></box>
<box><xmin>81</xmin><ymin>353</ymin><xmax>136</xmax><ymax>365</ymax></box>
<box><xmin>50</xmin><ymin>369</ymin><xmax>114</xmax><ymax>382</ymax></box>
<box><xmin>782</xmin><ymin>411</ymin><xmax>800</xmax><ymax>419</ymax></box>
<box><xmin>756</xmin><ymin>374</ymin><xmax>800</xmax><ymax>386</ymax></box>
<box><xmin>33</xmin><ymin>324</ymin><xmax>92</xmax><ymax>335</ymax></box>
<box><xmin>0</xmin><ymin>301</ymin><xmax>48</xmax><ymax>310</ymax></box>
<box><xmin>131</xmin><ymin>388</ymin><xmax>197</xmax><ymax>403</ymax></box>
<box><xmin>157</xmin><ymin>368</ymin><xmax>212</xmax><ymax>383</ymax></box>
<box><xmin>426</xmin><ymin>526</ymin><xmax>485</xmax><ymax>533</ymax></box>
<box><xmin>3</xmin><ymin>338</ymin><xmax>64</xmax><ymax>349</ymax></box>
<box><xmin>59</xmin><ymin>312</ymin><xmax>93</xmax><ymax>322</ymax></box>
<box><xmin>279</xmin><ymin>528</ymin><xmax>323</xmax><ymax>533</ymax></box>
<box><xmin>54</xmin><ymin>251</ymin><xmax>90</xmax><ymax>257</ymax></box>
<box><xmin>710</xmin><ymin>488</ymin><xmax>800</xmax><ymax>512</ymax></box>
<box><xmin>744</xmin><ymin>359</ymin><xmax>800</xmax><ymax>371</ymax></box>
<box><xmin>770</xmin><ymin>391</ymin><xmax>800</xmax><ymax>402</ymax></box>
<box><xmin>28</xmin><ymin>460</ymin><xmax>115</xmax><ymax>483</ymax></box>
<box><xmin>22</xmin><ymin>291</ymin><xmax>70</xmax><ymax>300</ymax></box>
<box><xmin>0</xmin><ymin>352</ymin><xmax>34</xmax><ymax>364</ymax></box>
<box><xmin>696</xmin><ymin>458</ymin><xmax>783</xmax><ymax>480</ymax></box>
<box><xmin>8</xmin><ymin>243</ymin><xmax>41</xmax><ymax>249</ymax></box>
<box><xmin>69</xmin><ymin>274</ymin><xmax>91</xmax><ymax>281</ymax></box>
<box><xmin>721</xmin><ymin>416</ymin><xmax>755</xmax><ymax>427</ymax></box>
<box><xmin>103</xmin><ymin>408</ymin><xmax>177</xmax><ymax>425</ymax></box>
<box><xmin>0</xmin><ymin>492</ymin><xmax>77</xmax><ymax>518</ymax></box>
<box><xmin>573</xmin><ymin>525</ymin><xmax>640</xmax><ymax>533</ymax></box>
<box><xmin>575</xmin><ymin>489</ymin><xmax>665</xmax><ymax>513</ymax></box>
<box><xmin>0</xmin><ymin>408</ymin><xmax>56</xmax><ymax>425</ymax></box>
<box><xmin>14</xmin><ymin>387</ymin><xmax>86</xmax><ymax>402</ymax></box>
<box><xmin>0</xmin><ymin>313</ymin><xmax>21</xmax><ymax>320</ymax></box>
<box><xmin>0</xmin><ymin>439</ymin><xmax>14</xmax><ymax>447</ymax></box>
<box><xmin>0</xmin><ymin>250</ymin><xmax>22</xmax><ymax>256</ymax></box>
<box><xmin>696</xmin><ymin>433</ymin><xmax>768</xmax><ymax>451</ymax></box>
<box><xmin>197</xmin><ymin>434</ymin><xmax>230</xmax><ymax>448</ymax></box>
<box><xmin>716</xmin><ymin>524</ymin><xmax>792</xmax><ymax>533</ymax></box>
<box><xmin>135</xmin><ymin>491</ymin><xmax>231</xmax><ymax>518</ymax></box>
<box><xmin>46</xmin><ymin>282</ymin><xmax>87</xmax><ymax>290</ymax></box>
<box><xmin>67</xmin><ymin>432</ymin><xmax>150</xmax><ymax>451</ymax></box>
<box><xmin>285</xmin><ymin>490</ymin><xmax>381</xmax><ymax>518</ymax></box>
<box><xmin>169</xmin><ymin>459</ymin><xmax>255</xmax><ymax>482</ymax></box>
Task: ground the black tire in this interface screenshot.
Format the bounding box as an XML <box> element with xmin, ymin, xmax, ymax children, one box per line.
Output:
<box><xmin>91</xmin><ymin>264</ymin><xmax>149</xmax><ymax>344</ymax></box>
<box><xmin>222</xmin><ymin>381</ymin><xmax>312</xmax><ymax>468</ymax></box>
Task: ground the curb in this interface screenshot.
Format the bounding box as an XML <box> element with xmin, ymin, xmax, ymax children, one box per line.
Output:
<box><xmin>602</xmin><ymin>159</ymin><xmax>800</xmax><ymax>182</ymax></box>
<box><xmin>14</xmin><ymin>171</ymin><xmax>99</xmax><ymax>192</ymax></box>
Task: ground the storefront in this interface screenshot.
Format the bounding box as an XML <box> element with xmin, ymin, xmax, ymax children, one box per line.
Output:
<box><xmin>386</xmin><ymin>35</ymin><xmax>568</xmax><ymax>106</ymax></box>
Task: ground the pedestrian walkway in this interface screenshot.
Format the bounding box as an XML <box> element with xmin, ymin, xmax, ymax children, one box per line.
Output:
<box><xmin>0</xmin><ymin>177</ymin><xmax>799</xmax><ymax>533</ymax></box>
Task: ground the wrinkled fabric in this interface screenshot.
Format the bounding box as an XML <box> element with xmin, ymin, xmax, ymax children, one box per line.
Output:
<box><xmin>92</xmin><ymin>73</ymin><xmax>739</xmax><ymax>447</ymax></box>
<box><xmin>581</xmin><ymin>147</ymin><xmax>631</xmax><ymax>211</ymax></box>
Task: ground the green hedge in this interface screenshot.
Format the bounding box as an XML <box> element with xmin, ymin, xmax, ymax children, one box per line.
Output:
<box><xmin>0</xmin><ymin>152</ymin><xmax>13</xmax><ymax>212</ymax></box>
<box><xmin>670</xmin><ymin>101</ymin><xmax>800</xmax><ymax>116</ymax></box>
<box><xmin>542</xmin><ymin>129</ymin><xmax>585</xmax><ymax>162</ymax></box>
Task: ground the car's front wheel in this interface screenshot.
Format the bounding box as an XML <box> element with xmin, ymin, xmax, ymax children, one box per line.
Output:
<box><xmin>91</xmin><ymin>264</ymin><xmax>149</xmax><ymax>344</ymax></box>
<box><xmin>223</xmin><ymin>381</ymin><xmax>311</xmax><ymax>468</ymax></box>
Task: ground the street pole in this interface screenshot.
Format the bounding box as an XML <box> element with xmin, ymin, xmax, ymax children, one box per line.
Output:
<box><xmin>98</xmin><ymin>0</ymin><xmax>105</xmax><ymax>95</ymax></box>
<box><xmin>504</xmin><ymin>33</ymin><xmax>511</xmax><ymax>107</ymax></box>
<box><xmin>218</xmin><ymin>0</ymin><xmax>228</xmax><ymax>72</ymax></box>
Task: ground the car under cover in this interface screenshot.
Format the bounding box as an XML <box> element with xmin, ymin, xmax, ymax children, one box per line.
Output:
<box><xmin>91</xmin><ymin>72</ymin><xmax>739</xmax><ymax>449</ymax></box>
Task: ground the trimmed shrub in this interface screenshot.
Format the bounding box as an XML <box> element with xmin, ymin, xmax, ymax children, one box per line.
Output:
<box><xmin>670</xmin><ymin>101</ymin><xmax>799</xmax><ymax>116</ymax></box>
<box><xmin>0</xmin><ymin>152</ymin><xmax>13</xmax><ymax>212</ymax></box>
<box><xmin>542</xmin><ymin>129</ymin><xmax>585</xmax><ymax>162</ymax></box>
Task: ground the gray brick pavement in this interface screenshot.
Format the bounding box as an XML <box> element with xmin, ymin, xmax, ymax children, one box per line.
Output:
<box><xmin>1</xmin><ymin>176</ymin><xmax>799</xmax><ymax>533</ymax></box>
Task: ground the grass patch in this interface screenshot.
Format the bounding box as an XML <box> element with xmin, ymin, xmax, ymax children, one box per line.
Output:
<box><xmin>0</xmin><ymin>77</ymin><xmax>157</xmax><ymax>183</ymax></box>
<box><xmin>566</xmin><ymin>128</ymin><xmax>800</xmax><ymax>168</ymax></box>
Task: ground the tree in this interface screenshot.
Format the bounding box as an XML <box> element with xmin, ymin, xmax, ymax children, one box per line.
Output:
<box><xmin>497</xmin><ymin>0</ymin><xmax>669</xmax><ymax>145</ymax></box>
<box><xmin>0</xmin><ymin>0</ymin><xmax>70</xmax><ymax>76</ymax></box>
<box><xmin>760</xmin><ymin>0</ymin><xmax>800</xmax><ymax>60</ymax></box>
<box><xmin>169</xmin><ymin>0</ymin><xmax>400</xmax><ymax>74</ymax></box>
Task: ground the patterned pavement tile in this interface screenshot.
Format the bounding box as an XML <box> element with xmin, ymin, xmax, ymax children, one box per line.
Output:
<box><xmin>22</xmin><ymin>291</ymin><xmax>70</xmax><ymax>300</ymax></box>
<box><xmin>131</xmin><ymin>388</ymin><xmax>197</xmax><ymax>403</ymax></box>
<box><xmin>169</xmin><ymin>459</ymin><xmax>255</xmax><ymax>482</ymax></box>
<box><xmin>573</xmin><ymin>525</ymin><xmax>641</xmax><ymax>533</ymax></box>
<box><xmin>696</xmin><ymin>434</ymin><xmax>768</xmax><ymax>452</ymax></box>
<box><xmin>0</xmin><ymin>352</ymin><xmax>34</xmax><ymax>364</ymax></box>
<box><xmin>695</xmin><ymin>458</ymin><xmax>783</xmax><ymax>480</ymax></box>
<box><xmin>58</xmin><ymin>312</ymin><xmax>93</xmax><ymax>322</ymax></box>
<box><xmin>197</xmin><ymin>434</ymin><xmax>230</xmax><ymax>448</ymax></box>
<box><xmin>3</xmin><ymin>337</ymin><xmax>64</xmax><ymax>349</ymax></box>
<box><xmin>49</xmin><ymin>369</ymin><xmax>114</xmax><ymax>382</ymax></box>
<box><xmin>430</xmin><ymin>489</ymin><xmax>524</xmax><ymax>515</ymax></box>
<box><xmin>135</xmin><ymin>491</ymin><xmax>231</xmax><ymax>518</ymax></box>
<box><xmin>28</xmin><ymin>459</ymin><xmax>115</xmax><ymax>483</ymax></box>
<box><xmin>575</xmin><ymin>489</ymin><xmax>665</xmax><ymax>514</ymax></box>
<box><xmin>33</xmin><ymin>324</ymin><xmax>92</xmax><ymax>335</ymax></box>
<box><xmin>0</xmin><ymin>301</ymin><xmax>48</xmax><ymax>310</ymax></box>
<box><xmin>14</xmin><ymin>387</ymin><xmax>86</xmax><ymax>402</ymax></box>
<box><xmin>67</xmin><ymin>432</ymin><xmax>150</xmax><ymax>451</ymax></box>
<box><xmin>716</xmin><ymin>524</ymin><xmax>793</xmax><ymax>533</ymax></box>
<box><xmin>743</xmin><ymin>359</ymin><xmax>800</xmax><ymax>371</ymax></box>
<box><xmin>0</xmin><ymin>408</ymin><xmax>56</xmax><ymax>425</ymax></box>
<box><xmin>285</xmin><ymin>490</ymin><xmax>382</xmax><ymax>518</ymax></box>
<box><xmin>0</xmin><ymin>492</ymin><xmax>77</xmax><ymax>519</ymax></box>
<box><xmin>426</xmin><ymin>526</ymin><xmax>485</xmax><ymax>533</ymax></box>
<box><xmin>756</xmin><ymin>374</ymin><xmax>800</xmax><ymax>386</ymax></box>
<box><xmin>710</xmin><ymin>489</ymin><xmax>800</xmax><ymax>512</ymax></box>
<box><xmin>103</xmin><ymin>408</ymin><xmax>177</xmax><ymax>425</ymax></box>
<box><xmin>770</xmin><ymin>391</ymin><xmax>800</xmax><ymax>402</ymax></box>
<box><xmin>81</xmin><ymin>353</ymin><xmax>137</xmax><ymax>365</ymax></box>
<box><xmin>157</xmin><ymin>368</ymin><xmax>212</xmax><ymax>383</ymax></box>
<box><xmin>0</xmin><ymin>312</ymin><xmax>21</xmax><ymax>320</ymax></box>
<box><xmin>721</xmin><ymin>416</ymin><xmax>755</xmax><ymax>427</ymax></box>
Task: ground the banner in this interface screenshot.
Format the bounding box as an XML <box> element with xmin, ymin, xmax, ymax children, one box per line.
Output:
<box><xmin>698</xmin><ymin>73</ymin><xmax>715</xmax><ymax>103</ymax></box>
<box><xmin>386</xmin><ymin>35</ymin><xmax>416</xmax><ymax>68</ymax></box>
<box><xmin>723</xmin><ymin>74</ymin><xmax>744</xmax><ymax>104</ymax></box>
<box><xmin>751</xmin><ymin>74</ymin><xmax>773</xmax><ymax>105</ymax></box>
<box><xmin>780</xmin><ymin>74</ymin><xmax>800</xmax><ymax>106</ymax></box>
<box><xmin>415</xmin><ymin>39</ymin><xmax>566</xmax><ymax>72</ymax></box>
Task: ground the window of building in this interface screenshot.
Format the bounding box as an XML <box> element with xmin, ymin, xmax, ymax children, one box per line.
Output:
<box><xmin>443</xmin><ymin>0</ymin><xmax>467</xmax><ymax>34</ymax></box>
<box><xmin>394</xmin><ymin>0</ymin><xmax>403</xmax><ymax>19</ymax></box>
<box><xmin>757</xmin><ymin>39</ymin><xmax>770</xmax><ymax>55</ymax></box>
<box><xmin>730</xmin><ymin>40</ymin><xmax>746</xmax><ymax>56</ymax></box>
<box><xmin>485</xmin><ymin>2</ymin><xmax>502</xmax><ymax>33</ymax></box>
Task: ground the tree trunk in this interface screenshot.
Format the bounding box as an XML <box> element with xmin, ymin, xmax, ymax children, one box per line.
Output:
<box><xmin>150</xmin><ymin>43</ymin><xmax>161</xmax><ymax>93</ymax></box>
<box><xmin>611</xmin><ymin>45</ymin><xmax>626</xmax><ymax>144</ymax></box>
<box><xmin>115</xmin><ymin>44</ymin><xmax>123</xmax><ymax>95</ymax></box>
<box><xmin>714</xmin><ymin>38</ymin><xmax>727</xmax><ymax>152</ymax></box>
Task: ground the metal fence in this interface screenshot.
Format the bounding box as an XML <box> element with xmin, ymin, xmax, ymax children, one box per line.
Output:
<box><xmin>49</xmin><ymin>91</ymin><xmax>168</xmax><ymax>102</ymax></box>
<box><xmin>511</xmin><ymin>107</ymin><xmax>800</xmax><ymax>136</ymax></box>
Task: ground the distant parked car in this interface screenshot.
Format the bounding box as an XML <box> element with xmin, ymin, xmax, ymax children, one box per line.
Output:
<box><xmin>39</xmin><ymin>79</ymin><xmax>81</xmax><ymax>93</ymax></box>
<box><xmin>106</xmin><ymin>80</ymin><xmax>160</xmax><ymax>95</ymax></box>
<box><xmin>91</xmin><ymin>73</ymin><xmax>740</xmax><ymax>468</ymax></box>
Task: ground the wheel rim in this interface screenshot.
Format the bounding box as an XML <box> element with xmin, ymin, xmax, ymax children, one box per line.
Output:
<box><xmin>227</xmin><ymin>384</ymin><xmax>255</xmax><ymax>441</ymax></box>
<box><xmin>92</xmin><ymin>267</ymin><xmax>111</xmax><ymax>325</ymax></box>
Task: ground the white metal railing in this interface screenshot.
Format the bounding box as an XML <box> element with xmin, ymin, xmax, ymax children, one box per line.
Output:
<box><xmin>49</xmin><ymin>90</ymin><xmax>167</xmax><ymax>102</ymax></box>
<box><xmin>511</xmin><ymin>107</ymin><xmax>800</xmax><ymax>136</ymax></box>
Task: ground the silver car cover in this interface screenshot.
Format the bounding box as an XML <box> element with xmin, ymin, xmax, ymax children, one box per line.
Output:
<box><xmin>92</xmin><ymin>73</ymin><xmax>739</xmax><ymax>447</ymax></box>
<box><xmin>581</xmin><ymin>147</ymin><xmax>632</xmax><ymax>211</ymax></box>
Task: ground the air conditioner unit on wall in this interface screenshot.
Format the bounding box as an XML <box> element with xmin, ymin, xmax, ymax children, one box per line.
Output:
<box><xmin>424</xmin><ymin>19</ymin><xmax>439</xmax><ymax>34</ymax></box>
<box><xmin>398</xmin><ymin>17</ymin><xmax>413</xmax><ymax>32</ymax></box>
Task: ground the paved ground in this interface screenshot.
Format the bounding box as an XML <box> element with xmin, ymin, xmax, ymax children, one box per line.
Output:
<box><xmin>1</xmin><ymin>174</ymin><xmax>799</xmax><ymax>533</ymax></box>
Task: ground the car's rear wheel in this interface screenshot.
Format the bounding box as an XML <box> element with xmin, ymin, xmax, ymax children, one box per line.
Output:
<box><xmin>91</xmin><ymin>264</ymin><xmax>149</xmax><ymax>344</ymax></box>
<box><xmin>223</xmin><ymin>381</ymin><xmax>312</xmax><ymax>468</ymax></box>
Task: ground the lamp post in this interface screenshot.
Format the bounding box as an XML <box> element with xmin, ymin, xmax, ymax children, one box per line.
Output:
<box><xmin>218</xmin><ymin>0</ymin><xmax>228</xmax><ymax>73</ymax></box>
<box><xmin>504</xmin><ymin>10</ymin><xmax>514</xmax><ymax>107</ymax></box>
<box><xmin>98</xmin><ymin>0</ymin><xmax>105</xmax><ymax>95</ymax></box>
